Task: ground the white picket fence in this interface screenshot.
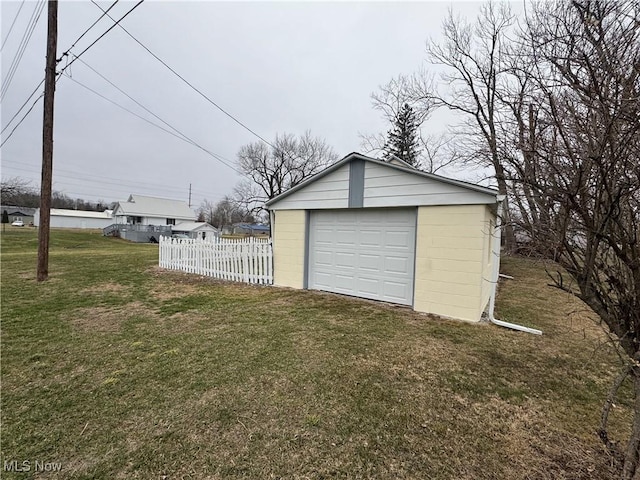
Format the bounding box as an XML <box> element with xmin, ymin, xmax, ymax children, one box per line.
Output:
<box><xmin>158</xmin><ymin>236</ymin><xmax>273</xmax><ymax>284</ymax></box>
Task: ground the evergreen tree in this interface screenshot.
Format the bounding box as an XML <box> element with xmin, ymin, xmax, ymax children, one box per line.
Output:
<box><xmin>383</xmin><ymin>103</ymin><xmax>421</xmax><ymax>167</ymax></box>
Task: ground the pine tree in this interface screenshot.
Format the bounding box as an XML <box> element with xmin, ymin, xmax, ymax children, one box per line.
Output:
<box><xmin>383</xmin><ymin>103</ymin><xmax>421</xmax><ymax>167</ymax></box>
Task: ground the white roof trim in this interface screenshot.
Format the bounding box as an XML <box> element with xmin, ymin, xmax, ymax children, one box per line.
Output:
<box><xmin>266</xmin><ymin>152</ymin><xmax>499</xmax><ymax>208</ymax></box>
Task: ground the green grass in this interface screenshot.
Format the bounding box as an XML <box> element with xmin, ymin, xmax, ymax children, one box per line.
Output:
<box><xmin>0</xmin><ymin>227</ymin><xmax>632</xmax><ymax>479</ymax></box>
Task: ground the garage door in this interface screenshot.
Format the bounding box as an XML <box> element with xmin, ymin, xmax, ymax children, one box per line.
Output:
<box><xmin>309</xmin><ymin>208</ymin><xmax>416</xmax><ymax>306</ymax></box>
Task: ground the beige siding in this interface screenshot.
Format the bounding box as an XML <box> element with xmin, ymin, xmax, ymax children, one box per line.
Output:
<box><xmin>272</xmin><ymin>210</ymin><xmax>306</xmax><ymax>288</ymax></box>
<box><xmin>480</xmin><ymin>205</ymin><xmax>496</xmax><ymax>314</ymax></box>
<box><xmin>363</xmin><ymin>163</ymin><xmax>497</xmax><ymax>207</ymax></box>
<box><xmin>413</xmin><ymin>205</ymin><xmax>488</xmax><ymax>322</ymax></box>
<box><xmin>269</xmin><ymin>165</ymin><xmax>349</xmax><ymax>210</ymax></box>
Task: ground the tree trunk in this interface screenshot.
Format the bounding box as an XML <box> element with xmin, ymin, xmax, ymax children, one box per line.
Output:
<box><xmin>623</xmin><ymin>368</ymin><xmax>640</xmax><ymax>480</ymax></box>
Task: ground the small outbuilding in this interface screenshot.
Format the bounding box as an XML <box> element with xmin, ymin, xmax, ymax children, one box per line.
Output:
<box><xmin>266</xmin><ymin>152</ymin><xmax>503</xmax><ymax>323</ymax></box>
<box><xmin>34</xmin><ymin>208</ymin><xmax>114</xmax><ymax>229</ymax></box>
<box><xmin>171</xmin><ymin>222</ymin><xmax>219</xmax><ymax>239</ymax></box>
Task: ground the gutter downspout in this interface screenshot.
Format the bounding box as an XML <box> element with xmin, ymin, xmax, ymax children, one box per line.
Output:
<box><xmin>488</xmin><ymin>195</ymin><xmax>542</xmax><ymax>335</ymax></box>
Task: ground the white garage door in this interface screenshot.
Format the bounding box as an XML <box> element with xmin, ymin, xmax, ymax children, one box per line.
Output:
<box><xmin>309</xmin><ymin>208</ymin><xmax>416</xmax><ymax>306</ymax></box>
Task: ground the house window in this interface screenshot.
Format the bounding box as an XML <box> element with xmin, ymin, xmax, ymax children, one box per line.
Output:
<box><xmin>166</xmin><ymin>218</ymin><xmax>176</xmax><ymax>225</ymax></box>
<box><xmin>127</xmin><ymin>216</ymin><xmax>142</xmax><ymax>224</ymax></box>
<box><xmin>12</xmin><ymin>216</ymin><xmax>22</xmax><ymax>221</ymax></box>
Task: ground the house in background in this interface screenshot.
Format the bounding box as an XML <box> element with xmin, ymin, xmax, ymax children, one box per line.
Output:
<box><xmin>266</xmin><ymin>152</ymin><xmax>502</xmax><ymax>323</ymax></box>
<box><xmin>171</xmin><ymin>222</ymin><xmax>219</xmax><ymax>239</ymax></box>
<box><xmin>106</xmin><ymin>194</ymin><xmax>196</xmax><ymax>243</ymax></box>
<box><xmin>1</xmin><ymin>206</ymin><xmax>36</xmax><ymax>225</ymax></box>
<box><xmin>113</xmin><ymin>194</ymin><xmax>195</xmax><ymax>226</ymax></box>
<box><xmin>34</xmin><ymin>208</ymin><xmax>114</xmax><ymax>229</ymax></box>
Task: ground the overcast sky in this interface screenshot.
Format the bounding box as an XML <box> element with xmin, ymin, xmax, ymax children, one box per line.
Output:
<box><xmin>1</xmin><ymin>0</ymin><xmax>498</xmax><ymax>209</ymax></box>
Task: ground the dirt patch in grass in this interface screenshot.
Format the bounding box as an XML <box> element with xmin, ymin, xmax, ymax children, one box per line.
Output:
<box><xmin>70</xmin><ymin>301</ymin><xmax>157</xmax><ymax>333</ymax></box>
<box><xmin>81</xmin><ymin>282</ymin><xmax>127</xmax><ymax>294</ymax></box>
<box><xmin>149</xmin><ymin>282</ymin><xmax>201</xmax><ymax>301</ymax></box>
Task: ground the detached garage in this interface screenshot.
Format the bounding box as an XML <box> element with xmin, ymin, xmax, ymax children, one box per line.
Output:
<box><xmin>266</xmin><ymin>152</ymin><xmax>503</xmax><ymax>323</ymax></box>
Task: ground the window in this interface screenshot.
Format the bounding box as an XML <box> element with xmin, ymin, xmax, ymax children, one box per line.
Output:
<box><xmin>166</xmin><ymin>218</ymin><xmax>176</xmax><ymax>225</ymax></box>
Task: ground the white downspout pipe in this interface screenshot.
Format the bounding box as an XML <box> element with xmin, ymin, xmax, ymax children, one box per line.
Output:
<box><xmin>488</xmin><ymin>195</ymin><xmax>542</xmax><ymax>335</ymax></box>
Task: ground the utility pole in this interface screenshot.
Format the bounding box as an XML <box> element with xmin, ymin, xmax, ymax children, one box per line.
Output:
<box><xmin>37</xmin><ymin>0</ymin><xmax>58</xmax><ymax>282</ymax></box>
<box><xmin>188</xmin><ymin>183</ymin><xmax>192</xmax><ymax>207</ymax></box>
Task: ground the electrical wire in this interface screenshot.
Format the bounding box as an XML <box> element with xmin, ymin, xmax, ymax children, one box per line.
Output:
<box><xmin>71</xmin><ymin>57</ymin><xmax>240</xmax><ymax>173</ymax></box>
<box><xmin>55</xmin><ymin>0</ymin><xmax>120</xmax><ymax>64</ymax></box>
<box><xmin>61</xmin><ymin>0</ymin><xmax>145</xmax><ymax>73</ymax></box>
<box><xmin>1</xmin><ymin>159</ymin><xmax>221</xmax><ymax>199</ymax></box>
<box><xmin>1</xmin><ymin>0</ymin><xmax>27</xmax><ymax>52</ymax></box>
<box><xmin>1</xmin><ymin>0</ymin><xmax>46</xmax><ymax>100</ymax></box>
<box><xmin>1</xmin><ymin>0</ymin><xmax>145</xmax><ymax>146</ymax></box>
<box><xmin>0</xmin><ymin>79</ymin><xmax>44</xmax><ymax>135</ymax></box>
<box><xmin>90</xmin><ymin>0</ymin><xmax>284</xmax><ymax>154</ymax></box>
<box><xmin>0</xmin><ymin>92</ymin><xmax>44</xmax><ymax>148</ymax></box>
<box><xmin>62</xmin><ymin>74</ymin><xmax>239</xmax><ymax>176</ymax></box>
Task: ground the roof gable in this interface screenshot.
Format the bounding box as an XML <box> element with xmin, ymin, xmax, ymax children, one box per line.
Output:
<box><xmin>266</xmin><ymin>152</ymin><xmax>499</xmax><ymax>210</ymax></box>
<box><xmin>115</xmin><ymin>194</ymin><xmax>195</xmax><ymax>219</ymax></box>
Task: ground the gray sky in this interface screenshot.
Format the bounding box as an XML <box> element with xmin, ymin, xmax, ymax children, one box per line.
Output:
<box><xmin>1</xmin><ymin>0</ymin><xmax>489</xmax><ymax>209</ymax></box>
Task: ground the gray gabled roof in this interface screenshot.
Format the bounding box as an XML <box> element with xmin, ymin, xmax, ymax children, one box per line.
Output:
<box><xmin>265</xmin><ymin>152</ymin><xmax>498</xmax><ymax>207</ymax></box>
<box><xmin>114</xmin><ymin>194</ymin><xmax>195</xmax><ymax>219</ymax></box>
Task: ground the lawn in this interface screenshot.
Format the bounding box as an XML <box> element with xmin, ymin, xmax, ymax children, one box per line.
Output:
<box><xmin>0</xmin><ymin>227</ymin><xmax>632</xmax><ymax>479</ymax></box>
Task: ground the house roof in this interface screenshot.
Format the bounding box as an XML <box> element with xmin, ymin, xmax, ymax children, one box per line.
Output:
<box><xmin>172</xmin><ymin>222</ymin><xmax>218</xmax><ymax>232</ymax></box>
<box><xmin>115</xmin><ymin>194</ymin><xmax>195</xmax><ymax>219</ymax></box>
<box><xmin>265</xmin><ymin>152</ymin><xmax>499</xmax><ymax>208</ymax></box>
<box><xmin>1</xmin><ymin>205</ymin><xmax>36</xmax><ymax>216</ymax></box>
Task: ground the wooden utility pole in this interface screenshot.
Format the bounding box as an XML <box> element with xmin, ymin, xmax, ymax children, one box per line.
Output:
<box><xmin>188</xmin><ymin>183</ymin><xmax>192</xmax><ymax>207</ymax></box>
<box><xmin>36</xmin><ymin>0</ymin><xmax>58</xmax><ymax>282</ymax></box>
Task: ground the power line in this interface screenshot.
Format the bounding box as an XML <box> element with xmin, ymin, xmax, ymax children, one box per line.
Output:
<box><xmin>61</xmin><ymin>0</ymin><xmax>145</xmax><ymax>74</ymax></box>
<box><xmin>56</xmin><ymin>0</ymin><xmax>120</xmax><ymax>63</ymax></box>
<box><xmin>90</xmin><ymin>0</ymin><xmax>280</xmax><ymax>152</ymax></box>
<box><xmin>71</xmin><ymin>56</ymin><xmax>240</xmax><ymax>173</ymax></box>
<box><xmin>1</xmin><ymin>0</ymin><xmax>145</xmax><ymax>146</ymax></box>
<box><xmin>0</xmin><ymin>92</ymin><xmax>44</xmax><ymax>147</ymax></box>
<box><xmin>0</xmin><ymin>0</ymin><xmax>27</xmax><ymax>52</ymax></box>
<box><xmin>1</xmin><ymin>79</ymin><xmax>44</xmax><ymax>135</ymax></box>
<box><xmin>1</xmin><ymin>0</ymin><xmax>46</xmax><ymax>100</ymax></box>
<box><xmin>2</xmin><ymin>158</ymin><xmax>224</xmax><ymax>199</ymax></box>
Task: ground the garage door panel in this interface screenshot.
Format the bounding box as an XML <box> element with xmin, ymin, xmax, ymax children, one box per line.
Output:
<box><xmin>385</xmin><ymin>231</ymin><xmax>413</xmax><ymax>249</ymax></box>
<box><xmin>384</xmin><ymin>256</ymin><xmax>410</xmax><ymax>274</ymax></box>
<box><xmin>360</xmin><ymin>229</ymin><xmax>383</xmax><ymax>246</ymax></box>
<box><xmin>314</xmin><ymin>228</ymin><xmax>335</xmax><ymax>243</ymax></box>
<box><xmin>383</xmin><ymin>280</ymin><xmax>411</xmax><ymax>301</ymax></box>
<box><xmin>359</xmin><ymin>253</ymin><xmax>382</xmax><ymax>271</ymax></box>
<box><xmin>309</xmin><ymin>209</ymin><xmax>416</xmax><ymax>306</ymax></box>
<box><xmin>335</xmin><ymin>274</ymin><xmax>356</xmax><ymax>290</ymax></box>
<box><xmin>335</xmin><ymin>251</ymin><xmax>356</xmax><ymax>268</ymax></box>
<box><xmin>358</xmin><ymin>277</ymin><xmax>381</xmax><ymax>296</ymax></box>
<box><xmin>313</xmin><ymin>271</ymin><xmax>333</xmax><ymax>289</ymax></box>
<box><xmin>314</xmin><ymin>250</ymin><xmax>333</xmax><ymax>266</ymax></box>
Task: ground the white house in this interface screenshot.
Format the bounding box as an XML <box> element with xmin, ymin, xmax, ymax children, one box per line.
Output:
<box><xmin>34</xmin><ymin>208</ymin><xmax>114</xmax><ymax>229</ymax></box>
<box><xmin>113</xmin><ymin>194</ymin><xmax>195</xmax><ymax>226</ymax></box>
<box><xmin>171</xmin><ymin>222</ymin><xmax>219</xmax><ymax>239</ymax></box>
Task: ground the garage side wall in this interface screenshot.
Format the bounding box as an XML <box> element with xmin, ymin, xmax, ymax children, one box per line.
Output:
<box><xmin>272</xmin><ymin>209</ymin><xmax>306</xmax><ymax>289</ymax></box>
<box><xmin>480</xmin><ymin>205</ymin><xmax>497</xmax><ymax>314</ymax></box>
<box><xmin>414</xmin><ymin>205</ymin><xmax>487</xmax><ymax>322</ymax></box>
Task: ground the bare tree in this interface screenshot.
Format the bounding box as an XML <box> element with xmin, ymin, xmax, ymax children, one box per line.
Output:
<box><xmin>426</xmin><ymin>1</ymin><xmax>518</xmax><ymax>249</ymax></box>
<box><xmin>234</xmin><ymin>132</ymin><xmax>337</xmax><ymax>216</ymax></box>
<box><xmin>198</xmin><ymin>196</ymin><xmax>254</xmax><ymax>229</ymax></box>
<box><xmin>516</xmin><ymin>1</ymin><xmax>640</xmax><ymax>477</ymax></box>
<box><xmin>1</xmin><ymin>177</ymin><xmax>36</xmax><ymax>206</ymax></box>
